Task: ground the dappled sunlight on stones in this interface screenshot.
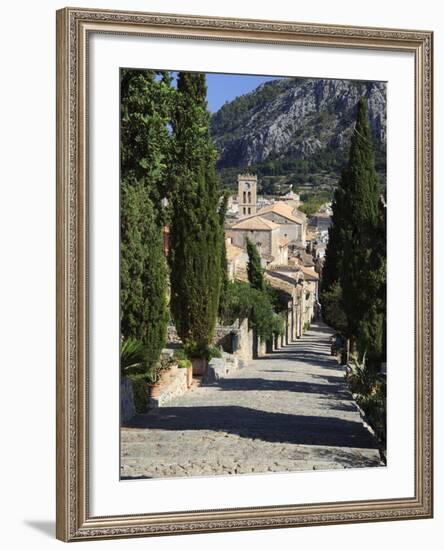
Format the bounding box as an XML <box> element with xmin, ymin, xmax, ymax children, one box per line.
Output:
<box><xmin>121</xmin><ymin>322</ymin><xmax>383</xmax><ymax>478</ymax></box>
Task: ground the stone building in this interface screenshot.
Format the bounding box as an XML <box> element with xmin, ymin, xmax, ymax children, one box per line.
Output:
<box><xmin>227</xmin><ymin>216</ymin><xmax>288</xmax><ymax>267</ymax></box>
<box><xmin>267</xmin><ymin>263</ymin><xmax>319</xmax><ymax>339</ymax></box>
<box><xmin>254</xmin><ymin>201</ymin><xmax>307</xmax><ymax>245</ymax></box>
<box><xmin>225</xmin><ymin>237</ymin><xmax>248</xmax><ymax>281</ymax></box>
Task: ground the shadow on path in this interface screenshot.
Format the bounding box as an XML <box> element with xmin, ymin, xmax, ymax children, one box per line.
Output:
<box><xmin>126</xmin><ymin>405</ymin><xmax>378</xmax><ymax>450</ymax></box>
<box><xmin>208</xmin><ymin>377</ymin><xmax>351</xmax><ymax>398</ymax></box>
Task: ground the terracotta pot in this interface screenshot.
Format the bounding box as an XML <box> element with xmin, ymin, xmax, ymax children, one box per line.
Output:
<box><xmin>190</xmin><ymin>357</ymin><xmax>208</xmax><ymax>376</ymax></box>
<box><xmin>148</xmin><ymin>383</ymin><xmax>161</xmax><ymax>398</ymax></box>
<box><xmin>186</xmin><ymin>366</ymin><xmax>193</xmax><ymax>388</ymax></box>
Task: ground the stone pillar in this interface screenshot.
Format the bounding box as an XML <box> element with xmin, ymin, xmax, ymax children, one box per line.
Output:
<box><xmin>286</xmin><ymin>308</ymin><xmax>292</xmax><ymax>344</ymax></box>
<box><xmin>292</xmin><ymin>302</ymin><xmax>298</xmax><ymax>341</ymax></box>
<box><xmin>274</xmin><ymin>334</ymin><xmax>280</xmax><ymax>350</ymax></box>
<box><xmin>259</xmin><ymin>339</ymin><xmax>267</xmax><ymax>357</ymax></box>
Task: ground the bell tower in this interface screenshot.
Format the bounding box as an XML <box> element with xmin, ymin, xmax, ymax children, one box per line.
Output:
<box><xmin>238</xmin><ymin>174</ymin><xmax>257</xmax><ymax>218</ymax></box>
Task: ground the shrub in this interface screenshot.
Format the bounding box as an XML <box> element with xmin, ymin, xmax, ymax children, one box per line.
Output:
<box><xmin>271</xmin><ymin>313</ymin><xmax>286</xmax><ymax>337</ymax></box>
<box><xmin>143</xmin><ymin>367</ymin><xmax>161</xmax><ymax>385</ymax></box>
<box><xmin>345</xmin><ymin>353</ymin><xmax>386</xmax><ymax>444</ymax></box>
<box><xmin>355</xmin><ymin>381</ymin><xmax>386</xmax><ymax>443</ymax></box>
<box><xmin>220</xmin><ymin>281</ymin><xmax>279</xmax><ymax>342</ymax></box>
<box><xmin>183</xmin><ymin>342</ymin><xmax>222</xmax><ymax>360</ymax></box>
<box><xmin>206</xmin><ymin>346</ymin><xmax>222</xmax><ymax>360</ymax></box>
<box><xmin>129</xmin><ymin>374</ymin><xmax>149</xmax><ymax>413</ymax></box>
<box><xmin>172</xmin><ymin>348</ymin><xmax>187</xmax><ymax>360</ymax></box>
<box><xmin>177</xmin><ymin>358</ymin><xmax>192</xmax><ymax>369</ymax></box>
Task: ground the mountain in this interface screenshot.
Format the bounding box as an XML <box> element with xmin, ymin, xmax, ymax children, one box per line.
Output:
<box><xmin>210</xmin><ymin>77</ymin><xmax>386</xmax><ymax>192</ymax></box>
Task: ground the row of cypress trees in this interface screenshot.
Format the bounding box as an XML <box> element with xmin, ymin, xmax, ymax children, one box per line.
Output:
<box><xmin>120</xmin><ymin>69</ymin><xmax>172</xmax><ymax>366</ymax></box>
<box><xmin>321</xmin><ymin>98</ymin><xmax>386</xmax><ymax>367</ymax></box>
<box><xmin>120</xmin><ymin>70</ymin><xmax>226</xmax><ymax>367</ymax></box>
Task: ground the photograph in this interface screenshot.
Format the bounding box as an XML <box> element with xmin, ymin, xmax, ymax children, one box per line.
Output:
<box><xmin>119</xmin><ymin>69</ymin><xmax>387</xmax><ymax>480</ymax></box>
<box><xmin>54</xmin><ymin>6</ymin><xmax>433</xmax><ymax>540</ymax></box>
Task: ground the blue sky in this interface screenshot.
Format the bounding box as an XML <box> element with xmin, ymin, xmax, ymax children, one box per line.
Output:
<box><xmin>168</xmin><ymin>72</ymin><xmax>282</xmax><ymax>113</ymax></box>
<box><xmin>204</xmin><ymin>74</ymin><xmax>281</xmax><ymax>112</ymax></box>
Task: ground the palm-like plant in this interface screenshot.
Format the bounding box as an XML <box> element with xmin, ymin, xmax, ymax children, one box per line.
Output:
<box><xmin>120</xmin><ymin>338</ymin><xmax>149</xmax><ymax>377</ymax></box>
<box><xmin>346</xmin><ymin>352</ymin><xmax>372</xmax><ymax>395</ymax></box>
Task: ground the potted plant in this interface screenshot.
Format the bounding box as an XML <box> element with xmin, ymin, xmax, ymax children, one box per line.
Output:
<box><xmin>157</xmin><ymin>353</ymin><xmax>179</xmax><ymax>384</ymax></box>
<box><xmin>160</xmin><ymin>351</ymin><xmax>179</xmax><ymax>378</ymax></box>
<box><xmin>174</xmin><ymin>349</ymin><xmax>193</xmax><ymax>388</ymax></box>
<box><xmin>145</xmin><ymin>366</ymin><xmax>162</xmax><ymax>398</ymax></box>
<box><xmin>183</xmin><ymin>343</ymin><xmax>220</xmax><ymax>376</ymax></box>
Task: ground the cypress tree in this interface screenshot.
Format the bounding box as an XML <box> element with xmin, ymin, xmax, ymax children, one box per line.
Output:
<box><xmin>168</xmin><ymin>72</ymin><xmax>223</xmax><ymax>354</ymax></box>
<box><xmin>322</xmin><ymin>97</ymin><xmax>386</xmax><ymax>364</ymax></box>
<box><xmin>340</xmin><ymin>98</ymin><xmax>385</xmax><ymax>363</ymax></box>
<box><xmin>218</xmin><ymin>192</ymin><xmax>230</xmax><ymax>316</ymax></box>
<box><xmin>320</xmin><ymin>181</ymin><xmax>348</xmax><ymax>329</ymax></box>
<box><xmin>120</xmin><ymin>69</ymin><xmax>171</xmax><ymax>367</ymax></box>
<box><xmin>246</xmin><ymin>238</ymin><xmax>265</xmax><ymax>291</ymax></box>
<box><xmin>120</xmin><ymin>182</ymin><xmax>169</xmax><ymax>366</ymax></box>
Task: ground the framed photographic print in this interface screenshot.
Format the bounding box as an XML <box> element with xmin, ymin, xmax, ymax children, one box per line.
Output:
<box><xmin>56</xmin><ymin>7</ymin><xmax>433</xmax><ymax>542</ymax></box>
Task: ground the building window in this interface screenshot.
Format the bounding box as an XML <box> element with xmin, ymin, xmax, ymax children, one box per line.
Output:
<box><xmin>243</xmin><ymin>191</ymin><xmax>246</xmax><ymax>203</ymax></box>
<box><xmin>248</xmin><ymin>191</ymin><xmax>251</xmax><ymax>203</ymax></box>
<box><xmin>247</xmin><ymin>207</ymin><xmax>251</xmax><ymax>214</ymax></box>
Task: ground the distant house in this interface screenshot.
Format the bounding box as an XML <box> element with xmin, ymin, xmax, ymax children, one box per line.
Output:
<box><xmin>253</xmin><ymin>201</ymin><xmax>307</xmax><ymax>245</ymax></box>
<box><xmin>227</xmin><ymin>216</ymin><xmax>288</xmax><ymax>267</ymax></box>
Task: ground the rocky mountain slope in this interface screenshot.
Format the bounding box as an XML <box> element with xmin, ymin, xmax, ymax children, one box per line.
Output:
<box><xmin>210</xmin><ymin>77</ymin><xmax>386</xmax><ymax>190</ymax></box>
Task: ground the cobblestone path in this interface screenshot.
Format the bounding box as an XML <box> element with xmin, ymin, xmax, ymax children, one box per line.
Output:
<box><xmin>121</xmin><ymin>322</ymin><xmax>383</xmax><ymax>478</ymax></box>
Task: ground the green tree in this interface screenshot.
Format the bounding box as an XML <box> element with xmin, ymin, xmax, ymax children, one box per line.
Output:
<box><xmin>320</xmin><ymin>281</ymin><xmax>348</xmax><ymax>335</ymax></box>
<box><xmin>120</xmin><ymin>69</ymin><xmax>173</xmax><ymax>218</ymax></box>
<box><xmin>120</xmin><ymin>182</ymin><xmax>169</xmax><ymax>367</ymax></box>
<box><xmin>120</xmin><ymin>69</ymin><xmax>171</xmax><ymax>368</ymax></box>
<box><xmin>218</xmin><ymin>192</ymin><xmax>230</xmax><ymax>316</ymax></box>
<box><xmin>220</xmin><ymin>282</ymin><xmax>280</xmax><ymax>342</ymax></box>
<box><xmin>246</xmin><ymin>238</ymin><xmax>265</xmax><ymax>291</ymax></box>
<box><xmin>340</xmin><ymin>98</ymin><xmax>385</xmax><ymax>363</ymax></box>
<box><xmin>168</xmin><ymin>72</ymin><xmax>223</xmax><ymax>354</ymax></box>
<box><xmin>322</xmin><ymin>97</ymin><xmax>385</xmax><ymax>365</ymax></box>
<box><xmin>320</xmin><ymin>179</ymin><xmax>348</xmax><ymax>327</ymax></box>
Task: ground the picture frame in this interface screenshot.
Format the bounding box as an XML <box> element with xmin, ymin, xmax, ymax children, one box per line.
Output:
<box><xmin>56</xmin><ymin>6</ymin><xmax>433</xmax><ymax>542</ymax></box>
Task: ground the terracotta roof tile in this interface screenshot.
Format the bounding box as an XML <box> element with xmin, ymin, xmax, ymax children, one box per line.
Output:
<box><xmin>257</xmin><ymin>202</ymin><xmax>306</xmax><ymax>224</ymax></box>
<box><xmin>230</xmin><ymin>216</ymin><xmax>280</xmax><ymax>231</ymax></box>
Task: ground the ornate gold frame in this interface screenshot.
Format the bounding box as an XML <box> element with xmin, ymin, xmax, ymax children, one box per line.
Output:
<box><xmin>56</xmin><ymin>7</ymin><xmax>433</xmax><ymax>542</ymax></box>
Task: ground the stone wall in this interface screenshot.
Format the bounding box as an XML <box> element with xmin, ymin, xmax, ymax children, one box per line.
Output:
<box><xmin>202</xmin><ymin>353</ymin><xmax>245</xmax><ymax>385</ymax></box>
<box><xmin>148</xmin><ymin>367</ymin><xmax>188</xmax><ymax>408</ymax></box>
<box><xmin>167</xmin><ymin>318</ymin><xmax>254</xmax><ymax>363</ymax></box>
<box><xmin>212</xmin><ymin>321</ymin><xmax>239</xmax><ymax>352</ymax></box>
<box><xmin>167</xmin><ymin>324</ymin><xmax>182</xmax><ymax>344</ymax></box>
<box><xmin>232</xmin><ymin>318</ymin><xmax>254</xmax><ymax>361</ymax></box>
<box><xmin>120</xmin><ymin>377</ymin><xmax>136</xmax><ymax>423</ymax></box>
<box><xmin>257</xmin><ymin>339</ymin><xmax>267</xmax><ymax>357</ymax></box>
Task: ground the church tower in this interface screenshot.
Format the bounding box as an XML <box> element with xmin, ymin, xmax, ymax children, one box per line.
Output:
<box><xmin>238</xmin><ymin>174</ymin><xmax>257</xmax><ymax>218</ymax></box>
